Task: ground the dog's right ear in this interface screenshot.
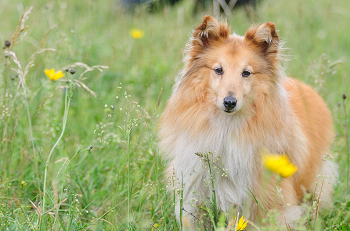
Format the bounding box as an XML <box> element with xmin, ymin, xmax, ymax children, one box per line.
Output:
<box><xmin>189</xmin><ymin>16</ymin><xmax>230</xmax><ymax>56</ymax></box>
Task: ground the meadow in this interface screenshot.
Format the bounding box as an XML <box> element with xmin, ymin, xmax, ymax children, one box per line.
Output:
<box><xmin>0</xmin><ymin>0</ymin><xmax>349</xmax><ymax>230</ymax></box>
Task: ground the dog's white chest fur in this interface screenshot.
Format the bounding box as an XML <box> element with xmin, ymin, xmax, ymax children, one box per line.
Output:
<box><xmin>171</xmin><ymin>114</ymin><xmax>255</xmax><ymax>212</ymax></box>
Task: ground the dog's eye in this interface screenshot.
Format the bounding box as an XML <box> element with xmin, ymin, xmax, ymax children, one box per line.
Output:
<box><xmin>242</xmin><ymin>70</ymin><xmax>251</xmax><ymax>77</ymax></box>
<box><xmin>214</xmin><ymin>67</ymin><xmax>224</xmax><ymax>75</ymax></box>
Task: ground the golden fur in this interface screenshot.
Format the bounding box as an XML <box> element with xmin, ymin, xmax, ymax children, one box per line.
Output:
<box><xmin>159</xmin><ymin>15</ymin><xmax>336</xmax><ymax>228</ymax></box>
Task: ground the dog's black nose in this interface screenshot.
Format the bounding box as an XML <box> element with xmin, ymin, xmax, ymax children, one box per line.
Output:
<box><xmin>223</xmin><ymin>97</ymin><xmax>237</xmax><ymax>110</ymax></box>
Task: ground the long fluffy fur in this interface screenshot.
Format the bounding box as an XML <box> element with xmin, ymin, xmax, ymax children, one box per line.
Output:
<box><xmin>158</xmin><ymin>15</ymin><xmax>336</xmax><ymax>228</ymax></box>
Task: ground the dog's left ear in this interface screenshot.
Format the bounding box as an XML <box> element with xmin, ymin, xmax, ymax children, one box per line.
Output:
<box><xmin>244</xmin><ymin>22</ymin><xmax>280</xmax><ymax>55</ymax></box>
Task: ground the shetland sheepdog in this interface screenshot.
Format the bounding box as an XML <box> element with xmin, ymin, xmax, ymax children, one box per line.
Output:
<box><xmin>159</xmin><ymin>15</ymin><xmax>336</xmax><ymax>228</ymax></box>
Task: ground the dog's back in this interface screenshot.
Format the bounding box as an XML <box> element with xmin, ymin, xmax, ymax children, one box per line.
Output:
<box><xmin>284</xmin><ymin>77</ymin><xmax>335</xmax><ymax>203</ymax></box>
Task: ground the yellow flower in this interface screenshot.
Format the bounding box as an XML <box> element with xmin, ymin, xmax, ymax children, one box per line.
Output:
<box><xmin>279</xmin><ymin>163</ymin><xmax>298</xmax><ymax>178</ymax></box>
<box><xmin>130</xmin><ymin>29</ymin><xmax>144</xmax><ymax>39</ymax></box>
<box><xmin>236</xmin><ymin>216</ymin><xmax>248</xmax><ymax>230</ymax></box>
<box><xmin>44</xmin><ymin>68</ymin><xmax>65</xmax><ymax>81</ymax></box>
<box><xmin>262</xmin><ymin>151</ymin><xmax>298</xmax><ymax>178</ymax></box>
<box><xmin>21</xmin><ymin>181</ymin><xmax>27</xmax><ymax>187</ymax></box>
<box><xmin>151</xmin><ymin>223</ymin><xmax>160</xmax><ymax>230</ymax></box>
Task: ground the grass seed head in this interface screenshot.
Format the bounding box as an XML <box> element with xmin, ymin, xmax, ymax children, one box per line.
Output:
<box><xmin>4</xmin><ymin>40</ymin><xmax>10</xmax><ymax>47</ymax></box>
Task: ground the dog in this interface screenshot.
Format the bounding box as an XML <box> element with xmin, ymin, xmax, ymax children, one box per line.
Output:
<box><xmin>158</xmin><ymin>15</ymin><xmax>336</xmax><ymax>228</ymax></box>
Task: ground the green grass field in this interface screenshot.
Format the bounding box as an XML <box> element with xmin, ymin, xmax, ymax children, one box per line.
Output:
<box><xmin>1</xmin><ymin>0</ymin><xmax>349</xmax><ymax>230</ymax></box>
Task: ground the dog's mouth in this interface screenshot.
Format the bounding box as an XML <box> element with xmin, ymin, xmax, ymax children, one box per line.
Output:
<box><xmin>218</xmin><ymin>103</ymin><xmax>238</xmax><ymax>114</ymax></box>
<box><xmin>223</xmin><ymin>109</ymin><xmax>236</xmax><ymax>114</ymax></box>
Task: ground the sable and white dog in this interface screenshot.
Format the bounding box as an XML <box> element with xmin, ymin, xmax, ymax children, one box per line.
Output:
<box><xmin>159</xmin><ymin>15</ymin><xmax>336</xmax><ymax>228</ymax></box>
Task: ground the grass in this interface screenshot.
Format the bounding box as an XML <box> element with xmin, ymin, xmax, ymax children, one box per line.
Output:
<box><xmin>0</xmin><ymin>0</ymin><xmax>350</xmax><ymax>230</ymax></box>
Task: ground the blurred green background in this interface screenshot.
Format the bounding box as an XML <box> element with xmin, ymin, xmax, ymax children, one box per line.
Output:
<box><xmin>0</xmin><ymin>0</ymin><xmax>349</xmax><ymax>230</ymax></box>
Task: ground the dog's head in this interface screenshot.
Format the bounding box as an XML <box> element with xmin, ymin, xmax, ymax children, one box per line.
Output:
<box><xmin>178</xmin><ymin>16</ymin><xmax>282</xmax><ymax>114</ymax></box>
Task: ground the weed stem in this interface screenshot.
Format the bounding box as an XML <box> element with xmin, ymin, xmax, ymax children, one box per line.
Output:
<box><xmin>342</xmin><ymin>94</ymin><xmax>349</xmax><ymax>189</ymax></box>
<box><xmin>128</xmin><ymin>127</ymin><xmax>132</xmax><ymax>229</ymax></box>
<box><xmin>42</xmin><ymin>85</ymin><xmax>71</xmax><ymax>222</ymax></box>
<box><xmin>206</xmin><ymin>153</ymin><xmax>218</xmax><ymax>225</ymax></box>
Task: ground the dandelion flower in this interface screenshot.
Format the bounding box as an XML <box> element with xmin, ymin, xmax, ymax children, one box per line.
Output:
<box><xmin>279</xmin><ymin>163</ymin><xmax>298</xmax><ymax>178</ymax></box>
<box><xmin>21</xmin><ymin>181</ymin><xmax>27</xmax><ymax>187</ymax></box>
<box><xmin>262</xmin><ymin>151</ymin><xmax>298</xmax><ymax>178</ymax></box>
<box><xmin>236</xmin><ymin>216</ymin><xmax>248</xmax><ymax>230</ymax></box>
<box><xmin>44</xmin><ymin>68</ymin><xmax>65</xmax><ymax>81</ymax></box>
<box><xmin>130</xmin><ymin>29</ymin><xmax>144</xmax><ymax>39</ymax></box>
